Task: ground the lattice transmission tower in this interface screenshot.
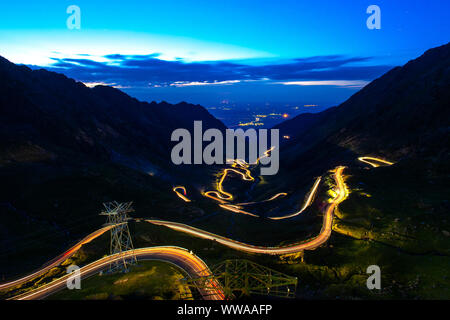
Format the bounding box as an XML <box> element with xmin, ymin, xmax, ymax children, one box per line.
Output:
<box><xmin>100</xmin><ymin>201</ymin><xmax>136</xmax><ymax>273</ymax></box>
<box><xmin>183</xmin><ymin>259</ymin><xmax>298</xmax><ymax>299</ymax></box>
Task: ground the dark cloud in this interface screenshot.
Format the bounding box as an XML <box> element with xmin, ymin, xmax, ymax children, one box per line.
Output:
<box><xmin>35</xmin><ymin>54</ymin><xmax>393</xmax><ymax>88</ymax></box>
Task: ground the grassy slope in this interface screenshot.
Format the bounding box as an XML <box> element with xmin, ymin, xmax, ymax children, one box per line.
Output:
<box><xmin>49</xmin><ymin>261</ymin><xmax>190</xmax><ymax>300</ymax></box>
<box><xmin>284</xmin><ymin>159</ymin><xmax>450</xmax><ymax>299</ymax></box>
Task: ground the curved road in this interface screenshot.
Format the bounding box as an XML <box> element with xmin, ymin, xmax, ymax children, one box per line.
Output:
<box><xmin>358</xmin><ymin>156</ymin><xmax>394</xmax><ymax>168</ymax></box>
<box><xmin>1</xmin><ymin>167</ymin><xmax>345</xmax><ymax>299</ymax></box>
<box><xmin>207</xmin><ymin>176</ymin><xmax>320</xmax><ymax>219</ymax></box>
<box><xmin>9</xmin><ymin>246</ymin><xmax>224</xmax><ymax>300</ymax></box>
<box><xmin>268</xmin><ymin>177</ymin><xmax>322</xmax><ymax>220</ymax></box>
<box><xmin>0</xmin><ymin>225</ymin><xmax>115</xmax><ymax>291</ymax></box>
<box><xmin>147</xmin><ymin>166</ymin><xmax>347</xmax><ymax>255</ymax></box>
<box><xmin>173</xmin><ymin>186</ymin><xmax>191</xmax><ymax>202</ymax></box>
<box><xmin>1</xmin><ymin>156</ymin><xmax>393</xmax><ymax>300</ymax></box>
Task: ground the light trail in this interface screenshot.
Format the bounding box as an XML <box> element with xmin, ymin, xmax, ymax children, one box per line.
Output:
<box><xmin>358</xmin><ymin>156</ymin><xmax>394</xmax><ymax>168</ymax></box>
<box><xmin>9</xmin><ymin>246</ymin><xmax>224</xmax><ymax>300</ymax></box>
<box><xmin>173</xmin><ymin>186</ymin><xmax>191</xmax><ymax>202</ymax></box>
<box><xmin>203</xmin><ymin>146</ymin><xmax>320</xmax><ymax>219</ymax></box>
<box><xmin>202</xmin><ymin>191</ymin><xmax>228</xmax><ymax>203</ymax></box>
<box><xmin>268</xmin><ymin>177</ymin><xmax>322</xmax><ymax>220</ymax></box>
<box><xmin>204</xmin><ymin>168</ymin><xmax>254</xmax><ymax>202</ymax></box>
<box><xmin>218</xmin><ymin>204</ymin><xmax>260</xmax><ymax>218</ymax></box>
<box><xmin>0</xmin><ymin>225</ymin><xmax>115</xmax><ymax>291</ymax></box>
<box><xmin>147</xmin><ymin>166</ymin><xmax>347</xmax><ymax>255</ymax></box>
<box><xmin>215</xmin><ymin>177</ymin><xmax>320</xmax><ymax>220</ymax></box>
<box><xmin>264</xmin><ymin>193</ymin><xmax>288</xmax><ymax>202</ymax></box>
<box><xmin>230</xmin><ymin>146</ymin><xmax>275</xmax><ymax>169</ymax></box>
<box><xmin>203</xmin><ymin>146</ymin><xmax>275</xmax><ymax>203</ymax></box>
<box><xmin>3</xmin><ymin>165</ymin><xmax>346</xmax><ymax>299</ymax></box>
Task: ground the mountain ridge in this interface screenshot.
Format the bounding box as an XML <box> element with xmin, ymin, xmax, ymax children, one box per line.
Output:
<box><xmin>0</xmin><ymin>55</ymin><xmax>226</xmax><ymax>170</ymax></box>
<box><xmin>275</xmin><ymin>42</ymin><xmax>450</xmax><ymax>166</ymax></box>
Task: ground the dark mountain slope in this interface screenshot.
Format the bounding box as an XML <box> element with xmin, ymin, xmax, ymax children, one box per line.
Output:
<box><xmin>276</xmin><ymin>42</ymin><xmax>450</xmax><ymax>166</ymax></box>
<box><xmin>0</xmin><ymin>55</ymin><xmax>225</xmax><ymax>170</ymax></box>
<box><xmin>267</xmin><ymin>44</ymin><xmax>450</xmax><ymax>300</ymax></box>
<box><xmin>0</xmin><ymin>56</ymin><xmax>226</xmax><ymax>276</ymax></box>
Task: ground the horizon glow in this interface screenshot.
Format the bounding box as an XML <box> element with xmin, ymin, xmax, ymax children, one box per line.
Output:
<box><xmin>0</xmin><ymin>0</ymin><xmax>448</xmax><ymax>122</ymax></box>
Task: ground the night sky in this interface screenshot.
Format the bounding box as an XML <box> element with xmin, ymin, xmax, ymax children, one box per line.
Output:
<box><xmin>1</xmin><ymin>0</ymin><xmax>448</xmax><ymax>126</ymax></box>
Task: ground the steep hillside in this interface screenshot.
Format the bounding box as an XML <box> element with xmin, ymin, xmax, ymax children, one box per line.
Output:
<box><xmin>0</xmin><ymin>56</ymin><xmax>225</xmax><ymax>170</ymax></box>
<box><xmin>0</xmin><ymin>56</ymin><xmax>225</xmax><ymax>276</ymax></box>
<box><xmin>276</xmin><ymin>42</ymin><xmax>450</xmax><ymax>167</ymax></box>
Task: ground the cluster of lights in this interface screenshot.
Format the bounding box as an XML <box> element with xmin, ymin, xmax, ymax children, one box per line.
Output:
<box><xmin>238</xmin><ymin>121</ymin><xmax>265</xmax><ymax>126</ymax></box>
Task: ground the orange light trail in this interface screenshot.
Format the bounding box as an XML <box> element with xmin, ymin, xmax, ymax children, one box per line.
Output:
<box><xmin>0</xmin><ymin>225</ymin><xmax>115</xmax><ymax>291</ymax></box>
<box><xmin>147</xmin><ymin>166</ymin><xmax>348</xmax><ymax>255</ymax></box>
<box><xmin>218</xmin><ymin>204</ymin><xmax>259</xmax><ymax>217</ymax></box>
<box><xmin>173</xmin><ymin>186</ymin><xmax>191</xmax><ymax>202</ymax></box>
<box><xmin>204</xmin><ymin>167</ymin><xmax>254</xmax><ymax>202</ymax></box>
<box><xmin>204</xmin><ymin>146</ymin><xmax>321</xmax><ymax>219</ymax></box>
<box><xmin>5</xmin><ymin>165</ymin><xmax>348</xmax><ymax>299</ymax></box>
<box><xmin>205</xmin><ymin>147</ymin><xmax>274</xmax><ymax>204</ymax></box>
<box><xmin>358</xmin><ymin>156</ymin><xmax>394</xmax><ymax>167</ymax></box>
<box><xmin>10</xmin><ymin>247</ymin><xmax>225</xmax><ymax>300</ymax></box>
<box><xmin>269</xmin><ymin>177</ymin><xmax>321</xmax><ymax>220</ymax></box>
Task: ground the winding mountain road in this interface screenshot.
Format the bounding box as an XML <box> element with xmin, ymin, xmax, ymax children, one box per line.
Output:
<box><xmin>147</xmin><ymin>167</ymin><xmax>347</xmax><ymax>255</ymax></box>
<box><xmin>2</xmin><ymin>157</ymin><xmax>392</xmax><ymax>300</ymax></box>
<box><xmin>0</xmin><ymin>225</ymin><xmax>115</xmax><ymax>291</ymax></box>
<box><xmin>9</xmin><ymin>246</ymin><xmax>224</xmax><ymax>300</ymax></box>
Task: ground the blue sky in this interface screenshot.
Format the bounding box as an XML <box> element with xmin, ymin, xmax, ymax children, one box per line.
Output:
<box><xmin>0</xmin><ymin>0</ymin><xmax>449</xmax><ymax>114</ymax></box>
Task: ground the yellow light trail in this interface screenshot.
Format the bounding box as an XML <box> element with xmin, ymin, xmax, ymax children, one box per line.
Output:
<box><xmin>3</xmin><ymin>165</ymin><xmax>347</xmax><ymax>299</ymax></box>
<box><xmin>268</xmin><ymin>177</ymin><xmax>322</xmax><ymax>220</ymax></box>
<box><xmin>173</xmin><ymin>186</ymin><xmax>191</xmax><ymax>202</ymax></box>
<box><xmin>230</xmin><ymin>146</ymin><xmax>275</xmax><ymax>169</ymax></box>
<box><xmin>218</xmin><ymin>204</ymin><xmax>260</xmax><ymax>218</ymax></box>
<box><xmin>147</xmin><ymin>166</ymin><xmax>347</xmax><ymax>255</ymax></box>
<box><xmin>203</xmin><ymin>191</ymin><xmax>229</xmax><ymax>203</ymax></box>
<box><xmin>204</xmin><ymin>146</ymin><xmax>274</xmax><ymax>203</ymax></box>
<box><xmin>203</xmin><ymin>146</ymin><xmax>321</xmax><ymax>219</ymax></box>
<box><xmin>9</xmin><ymin>247</ymin><xmax>224</xmax><ymax>300</ymax></box>
<box><xmin>264</xmin><ymin>192</ymin><xmax>288</xmax><ymax>201</ymax></box>
<box><xmin>0</xmin><ymin>225</ymin><xmax>115</xmax><ymax>291</ymax></box>
<box><xmin>212</xmin><ymin>176</ymin><xmax>320</xmax><ymax>219</ymax></box>
<box><xmin>185</xmin><ymin>148</ymin><xmax>276</xmax><ymax>205</ymax></box>
<box><xmin>358</xmin><ymin>156</ymin><xmax>394</xmax><ymax>168</ymax></box>
<box><xmin>204</xmin><ymin>168</ymin><xmax>254</xmax><ymax>202</ymax></box>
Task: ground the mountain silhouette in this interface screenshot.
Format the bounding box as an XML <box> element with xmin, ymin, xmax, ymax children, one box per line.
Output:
<box><xmin>276</xmin><ymin>42</ymin><xmax>450</xmax><ymax>169</ymax></box>
<box><xmin>0</xmin><ymin>55</ymin><xmax>226</xmax><ymax>274</ymax></box>
<box><xmin>0</xmin><ymin>43</ymin><xmax>448</xmax><ymax>297</ymax></box>
<box><xmin>0</xmin><ymin>55</ymin><xmax>225</xmax><ymax>170</ymax></box>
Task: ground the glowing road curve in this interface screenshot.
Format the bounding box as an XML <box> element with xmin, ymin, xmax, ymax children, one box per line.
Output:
<box><xmin>147</xmin><ymin>166</ymin><xmax>347</xmax><ymax>255</ymax></box>
<box><xmin>9</xmin><ymin>246</ymin><xmax>224</xmax><ymax>300</ymax></box>
<box><xmin>2</xmin><ymin>156</ymin><xmax>392</xmax><ymax>300</ymax></box>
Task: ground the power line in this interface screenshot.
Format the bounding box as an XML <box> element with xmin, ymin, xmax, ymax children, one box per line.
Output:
<box><xmin>100</xmin><ymin>201</ymin><xmax>136</xmax><ymax>273</ymax></box>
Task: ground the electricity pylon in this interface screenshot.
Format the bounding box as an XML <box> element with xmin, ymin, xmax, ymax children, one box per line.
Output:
<box><xmin>183</xmin><ymin>259</ymin><xmax>297</xmax><ymax>299</ymax></box>
<box><xmin>100</xmin><ymin>201</ymin><xmax>136</xmax><ymax>273</ymax></box>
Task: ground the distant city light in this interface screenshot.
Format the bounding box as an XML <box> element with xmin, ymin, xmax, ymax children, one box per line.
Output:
<box><xmin>238</xmin><ymin>121</ymin><xmax>264</xmax><ymax>126</ymax></box>
<box><xmin>282</xmin><ymin>113</ymin><xmax>289</xmax><ymax>118</ymax></box>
